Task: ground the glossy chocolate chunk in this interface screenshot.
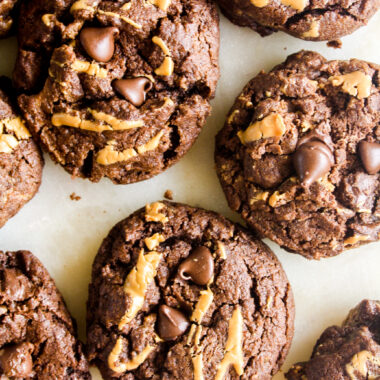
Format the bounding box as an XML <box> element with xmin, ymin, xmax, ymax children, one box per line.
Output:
<box><xmin>0</xmin><ymin>342</ymin><xmax>34</xmax><ymax>378</ymax></box>
<box><xmin>80</xmin><ymin>27</ymin><xmax>119</xmax><ymax>63</ymax></box>
<box><xmin>178</xmin><ymin>246</ymin><xmax>214</xmax><ymax>285</ymax></box>
<box><xmin>157</xmin><ymin>305</ymin><xmax>189</xmax><ymax>341</ymax></box>
<box><xmin>113</xmin><ymin>77</ymin><xmax>153</xmax><ymax>106</ymax></box>
<box><xmin>359</xmin><ymin>141</ymin><xmax>380</xmax><ymax>175</ymax></box>
<box><xmin>293</xmin><ymin>141</ymin><xmax>334</xmax><ymax>186</ymax></box>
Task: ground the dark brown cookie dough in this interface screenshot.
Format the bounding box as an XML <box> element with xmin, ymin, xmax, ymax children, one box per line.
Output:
<box><xmin>0</xmin><ymin>0</ymin><xmax>18</xmax><ymax>38</ymax></box>
<box><xmin>216</xmin><ymin>0</ymin><xmax>380</xmax><ymax>41</ymax></box>
<box><xmin>86</xmin><ymin>201</ymin><xmax>294</xmax><ymax>379</ymax></box>
<box><xmin>0</xmin><ymin>79</ymin><xmax>43</xmax><ymax>228</ymax></box>
<box><xmin>215</xmin><ymin>51</ymin><xmax>380</xmax><ymax>260</ymax></box>
<box><xmin>15</xmin><ymin>0</ymin><xmax>220</xmax><ymax>184</ymax></box>
<box><xmin>0</xmin><ymin>250</ymin><xmax>91</xmax><ymax>379</ymax></box>
<box><xmin>286</xmin><ymin>300</ymin><xmax>380</xmax><ymax>380</ymax></box>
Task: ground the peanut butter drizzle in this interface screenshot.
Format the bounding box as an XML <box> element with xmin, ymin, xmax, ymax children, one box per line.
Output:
<box><xmin>52</xmin><ymin>112</ymin><xmax>143</xmax><ymax>133</ymax></box>
<box><xmin>145</xmin><ymin>202</ymin><xmax>169</xmax><ymax>223</ymax></box>
<box><xmin>96</xmin><ymin>129</ymin><xmax>165</xmax><ymax>165</ymax></box>
<box><xmin>191</xmin><ymin>288</ymin><xmax>214</xmax><ymax>324</ymax></box>
<box><xmin>71</xmin><ymin>60</ymin><xmax>108</xmax><ymax>78</ymax></box>
<box><xmin>152</xmin><ymin>36</ymin><xmax>174</xmax><ymax>76</ymax></box>
<box><xmin>238</xmin><ymin>113</ymin><xmax>286</xmax><ymax>144</ymax></box>
<box><xmin>70</xmin><ymin>0</ymin><xmax>95</xmax><ymax>12</ymax></box>
<box><xmin>109</xmin><ymin>315</ymin><xmax>159</xmax><ymax>373</ymax></box>
<box><xmin>144</xmin><ymin>233</ymin><xmax>165</xmax><ymax>250</ymax></box>
<box><xmin>148</xmin><ymin>0</ymin><xmax>172</xmax><ymax>11</ymax></box>
<box><xmin>250</xmin><ymin>0</ymin><xmax>307</xmax><ymax>10</ymax></box>
<box><xmin>280</xmin><ymin>0</ymin><xmax>308</xmax><ymax>11</ymax></box>
<box><xmin>250</xmin><ymin>0</ymin><xmax>269</xmax><ymax>7</ymax></box>
<box><xmin>303</xmin><ymin>20</ymin><xmax>320</xmax><ymax>38</ymax></box>
<box><xmin>329</xmin><ymin>71</ymin><xmax>372</xmax><ymax>99</ymax></box>
<box><xmin>118</xmin><ymin>250</ymin><xmax>162</xmax><ymax>330</ymax></box>
<box><xmin>0</xmin><ymin>117</ymin><xmax>31</xmax><ymax>154</ymax></box>
<box><xmin>214</xmin><ymin>307</ymin><xmax>244</xmax><ymax>380</ymax></box>
<box><xmin>346</xmin><ymin>350</ymin><xmax>380</xmax><ymax>379</ymax></box>
<box><xmin>98</xmin><ymin>9</ymin><xmax>142</xmax><ymax>29</ymax></box>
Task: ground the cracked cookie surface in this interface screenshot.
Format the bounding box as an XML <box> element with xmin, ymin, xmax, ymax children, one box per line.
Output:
<box><xmin>0</xmin><ymin>250</ymin><xmax>91</xmax><ymax>379</ymax></box>
<box><xmin>286</xmin><ymin>300</ymin><xmax>380</xmax><ymax>380</ymax></box>
<box><xmin>86</xmin><ymin>201</ymin><xmax>294</xmax><ymax>379</ymax></box>
<box><xmin>15</xmin><ymin>0</ymin><xmax>219</xmax><ymax>184</ymax></box>
<box><xmin>215</xmin><ymin>51</ymin><xmax>380</xmax><ymax>259</ymax></box>
<box><xmin>216</xmin><ymin>0</ymin><xmax>380</xmax><ymax>41</ymax></box>
<box><xmin>0</xmin><ymin>79</ymin><xmax>43</xmax><ymax>228</ymax></box>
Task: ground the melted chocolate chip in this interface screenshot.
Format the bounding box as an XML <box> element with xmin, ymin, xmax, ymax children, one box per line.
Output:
<box><xmin>113</xmin><ymin>77</ymin><xmax>153</xmax><ymax>106</ymax></box>
<box><xmin>358</xmin><ymin>141</ymin><xmax>380</xmax><ymax>175</ymax></box>
<box><xmin>178</xmin><ymin>246</ymin><xmax>214</xmax><ymax>285</ymax></box>
<box><xmin>297</xmin><ymin>130</ymin><xmax>334</xmax><ymax>151</ymax></box>
<box><xmin>79</xmin><ymin>27</ymin><xmax>119</xmax><ymax>63</ymax></box>
<box><xmin>293</xmin><ymin>140</ymin><xmax>334</xmax><ymax>186</ymax></box>
<box><xmin>157</xmin><ymin>305</ymin><xmax>189</xmax><ymax>341</ymax></box>
<box><xmin>0</xmin><ymin>342</ymin><xmax>34</xmax><ymax>378</ymax></box>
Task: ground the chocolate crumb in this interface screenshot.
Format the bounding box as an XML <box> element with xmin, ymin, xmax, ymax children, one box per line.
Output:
<box><xmin>327</xmin><ymin>40</ymin><xmax>342</xmax><ymax>49</ymax></box>
<box><xmin>70</xmin><ymin>192</ymin><xmax>81</xmax><ymax>201</ymax></box>
<box><xmin>164</xmin><ymin>190</ymin><xmax>173</xmax><ymax>200</ymax></box>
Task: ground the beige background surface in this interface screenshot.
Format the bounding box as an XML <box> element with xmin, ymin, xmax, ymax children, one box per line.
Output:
<box><xmin>0</xmin><ymin>8</ymin><xmax>379</xmax><ymax>379</ymax></box>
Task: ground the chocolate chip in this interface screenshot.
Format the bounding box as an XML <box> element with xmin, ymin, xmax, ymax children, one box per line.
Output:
<box><xmin>358</xmin><ymin>141</ymin><xmax>380</xmax><ymax>175</ymax></box>
<box><xmin>297</xmin><ymin>130</ymin><xmax>334</xmax><ymax>151</ymax></box>
<box><xmin>178</xmin><ymin>246</ymin><xmax>214</xmax><ymax>285</ymax></box>
<box><xmin>157</xmin><ymin>305</ymin><xmax>189</xmax><ymax>341</ymax></box>
<box><xmin>113</xmin><ymin>77</ymin><xmax>153</xmax><ymax>106</ymax></box>
<box><xmin>79</xmin><ymin>27</ymin><xmax>119</xmax><ymax>63</ymax></box>
<box><xmin>293</xmin><ymin>140</ymin><xmax>334</xmax><ymax>186</ymax></box>
<box><xmin>0</xmin><ymin>342</ymin><xmax>34</xmax><ymax>378</ymax></box>
<box><xmin>2</xmin><ymin>269</ymin><xmax>29</xmax><ymax>301</ymax></box>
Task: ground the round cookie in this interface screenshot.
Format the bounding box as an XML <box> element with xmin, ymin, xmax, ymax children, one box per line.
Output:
<box><xmin>0</xmin><ymin>250</ymin><xmax>91</xmax><ymax>379</ymax></box>
<box><xmin>86</xmin><ymin>201</ymin><xmax>294</xmax><ymax>379</ymax></box>
<box><xmin>15</xmin><ymin>0</ymin><xmax>219</xmax><ymax>184</ymax></box>
<box><xmin>215</xmin><ymin>51</ymin><xmax>380</xmax><ymax>260</ymax></box>
<box><xmin>0</xmin><ymin>78</ymin><xmax>43</xmax><ymax>228</ymax></box>
<box><xmin>0</xmin><ymin>0</ymin><xmax>18</xmax><ymax>38</ymax></box>
<box><xmin>286</xmin><ymin>300</ymin><xmax>380</xmax><ymax>379</ymax></box>
<box><xmin>216</xmin><ymin>0</ymin><xmax>380</xmax><ymax>41</ymax></box>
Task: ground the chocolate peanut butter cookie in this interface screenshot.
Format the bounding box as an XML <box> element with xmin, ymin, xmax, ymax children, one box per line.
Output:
<box><xmin>0</xmin><ymin>250</ymin><xmax>91</xmax><ymax>379</ymax></box>
<box><xmin>0</xmin><ymin>79</ymin><xmax>43</xmax><ymax>228</ymax></box>
<box><xmin>286</xmin><ymin>300</ymin><xmax>380</xmax><ymax>380</ymax></box>
<box><xmin>15</xmin><ymin>0</ymin><xmax>219</xmax><ymax>184</ymax></box>
<box><xmin>215</xmin><ymin>51</ymin><xmax>380</xmax><ymax>259</ymax></box>
<box><xmin>0</xmin><ymin>0</ymin><xmax>18</xmax><ymax>38</ymax></box>
<box><xmin>86</xmin><ymin>201</ymin><xmax>294</xmax><ymax>379</ymax></box>
<box><xmin>216</xmin><ymin>0</ymin><xmax>380</xmax><ymax>41</ymax></box>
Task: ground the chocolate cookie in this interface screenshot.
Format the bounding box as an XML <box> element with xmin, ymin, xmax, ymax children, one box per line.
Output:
<box><xmin>0</xmin><ymin>79</ymin><xmax>43</xmax><ymax>228</ymax></box>
<box><xmin>216</xmin><ymin>0</ymin><xmax>380</xmax><ymax>41</ymax></box>
<box><xmin>86</xmin><ymin>201</ymin><xmax>294</xmax><ymax>379</ymax></box>
<box><xmin>15</xmin><ymin>0</ymin><xmax>219</xmax><ymax>184</ymax></box>
<box><xmin>0</xmin><ymin>0</ymin><xmax>18</xmax><ymax>38</ymax></box>
<box><xmin>215</xmin><ymin>51</ymin><xmax>380</xmax><ymax>260</ymax></box>
<box><xmin>286</xmin><ymin>300</ymin><xmax>380</xmax><ymax>379</ymax></box>
<box><xmin>0</xmin><ymin>250</ymin><xmax>91</xmax><ymax>379</ymax></box>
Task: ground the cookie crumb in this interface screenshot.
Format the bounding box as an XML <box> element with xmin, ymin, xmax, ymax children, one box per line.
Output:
<box><xmin>70</xmin><ymin>192</ymin><xmax>81</xmax><ymax>201</ymax></box>
<box><xmin>164</xmin><ymin>190</ymin><xmax>173</xmax><ymax>200</ymax></box>
<box><xmin>327</xmin><ymin>39</ymin><xmax>342</xmax><ymax>49</ymax></box>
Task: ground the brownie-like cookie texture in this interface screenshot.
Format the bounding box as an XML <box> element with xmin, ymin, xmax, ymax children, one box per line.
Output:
<box><xmin>286</xmin><ymin>300</ymin><xmax>380</xmax><ymax>380</ymax></box>
<box><xmin>0</xmin><ymin>79</ymin><xmax>43</xmax><ymax>228</ymax></box>
<box><xmin>15</xmin><ymin>0</ymin><xmax>219</xmax><ymax>184</ymax></box>
<box><xmin>86</xmin><ymin>201</ymin><xmax>295</xmax><ymax>379</ymax></box>
<box><xmin>0</xmin><ymin>0</ymin><xmax>18</xmax><ymax>38</ymax></box>
<box><xmin>0</xmin><ymin>250</ymin><xmax>91</xmax><ymax>379</ymax></box>
<box><xmin>216</xmin><ymin>0</ymin><xmax>380</xmax><ymax>41</ymax></box>
<box><xmin>215</xmin><ymin>51</ymin><xmax>380</xmax><ymax>260</ymax></box>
